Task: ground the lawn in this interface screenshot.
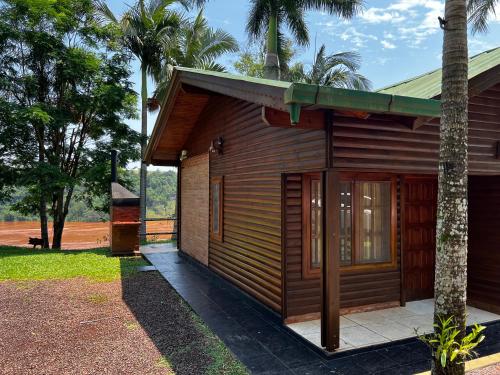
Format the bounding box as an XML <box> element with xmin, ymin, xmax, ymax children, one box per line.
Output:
<box><xmin>0</xmin><ymin>246</ymin><xmax>248</xmax><ymax>375</ymax></box>
<box><xmin>0</xmin><ymin>246</ymin><xmax>147</xmax><ymax>281</ymax></box>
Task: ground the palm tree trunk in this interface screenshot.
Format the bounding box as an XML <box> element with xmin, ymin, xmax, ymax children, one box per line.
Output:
<box><xmin>140</xmin><ymin>64</ymin><xmax>148</xmax><ymax>242</ymax></box>
<box><xmin>433</xmin><ymin>1</ymin><xmax>469</xmax><ymax>374</ymax></box>
<box><xmin>264</xmin><ymin>13</ymin><xmax>280</xmax><ymax>80</ymax></box>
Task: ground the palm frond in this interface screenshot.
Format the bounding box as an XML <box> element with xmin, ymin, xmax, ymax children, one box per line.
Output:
<box><xmin>246</xmin><ymin>0</ymin><xmax>270</xmax><ymax>40</ymax></box>
<box><xmin>94</xmin><ymin>0</ymin><xmax>118</xmax><ymax>24</ymax></box>
<box><xmin>280</xmin><ymin>2</ymin><xmax>309</xmax><ymax>46</ymax></box>
<box><xmin>468</xmin><ymin>0</ymin><xmax>498</xmax><ymax>34</ymax></box>
<box><xmin>300</xmin><ymin>0</ymin><xmax>364</xmax><ymax>18</ymax></box>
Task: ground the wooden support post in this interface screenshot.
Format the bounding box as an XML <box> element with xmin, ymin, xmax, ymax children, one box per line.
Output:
<box><xmin>321</xmin><ymin>169</ymin><xmax>340</xmax><ymax>351</ymax></box>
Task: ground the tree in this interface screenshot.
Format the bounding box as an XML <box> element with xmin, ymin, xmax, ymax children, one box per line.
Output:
<box><xmin>95</xmin><ymin>0</ymin><xmax>184</xmax><ymax>241</ymax></box>
<box><xmin>154</xmin><ymin>8</ymin><xmax>238</xmax><ymax>103</ymax></box>
<box><xmin>0</xmin><ymin>0</ymin><xmax>140</xmax><ymax>248</ymax></box>
<box><xmin>246</xmin><ymin>0</ymin><xmax>363</xmax><ymax>80</ymax></box>
<box><xmin>467</xmin><ymin>0</ymin><xmax>498</xmax><ymax>33</ymax></box>
<box><xmin>433</xmin><ymin>0</ymin><xmax>469</xmax><ymax>374</ymax></box>
<box><xmin>233</xmin><ymin>38</ymin><xmax>296</xmax><ymax>79</ymax></box>
<box><xmin>285</xmin><ymin>44</ymin><xmax>371</xmax><ymax>90</ymax></box>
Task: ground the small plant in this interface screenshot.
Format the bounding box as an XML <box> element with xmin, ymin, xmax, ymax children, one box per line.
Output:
<box><xmin>417</xmin><ymin>315</ymin><xmax>486</xmax><ymax>372</ymax></box>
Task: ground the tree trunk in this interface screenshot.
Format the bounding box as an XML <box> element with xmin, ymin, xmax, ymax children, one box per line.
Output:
<box><xmin>52</xmin><ymin>189</ymin><xmax>65</xmax><ymax>249</ymax></box>
<box><xmin>52</xmin><ymin>184</ymin><xmax>75</xmax><ymax>250</ymax></box>
<box><xmin>38</xmin><ymin>132</ymin><xmax>49</xmax><ymax>249</ymax></box>
<box><xmin>433</xmin><ymin>1</ymin><xmax>469</xmax><ymax>374</ymax></box>
<box><xmin>263</xmin><ymin>14</ymin><xmax>280</xmax><ymax>80</ymax></box>
<box><xmin>139</xmin><ymin>64</ymin><xmax>148</xmax><ymax>242</ymax></box>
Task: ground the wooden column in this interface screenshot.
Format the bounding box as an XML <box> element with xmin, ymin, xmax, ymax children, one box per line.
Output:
<box><xmin>321</xmin><ymin>169</ymin><xmax>340</xmax><ymax>351</ymax></box>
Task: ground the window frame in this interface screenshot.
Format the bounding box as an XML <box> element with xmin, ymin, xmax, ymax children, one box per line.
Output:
<box><xmin>210</xmin><ymin>176</ymin><xmax>224</xmax><ymax>242</ymax></box>
<box><xmin>302</xmin><ymin>173</ymin><xmax>322</xmax><ymax>279</ymax></box>
<box><xmin>339</xmin><ymin>172</ymin><xmax>398</xmax><ymax>272</ymax></box>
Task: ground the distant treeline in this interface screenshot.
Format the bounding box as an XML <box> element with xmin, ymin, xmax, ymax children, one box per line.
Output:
<box><xmin>0</xmin><ymin>169</ymin><xmax>177</xmax><ymax>222</ymax></box>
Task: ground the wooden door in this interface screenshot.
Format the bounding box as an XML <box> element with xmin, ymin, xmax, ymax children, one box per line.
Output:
<box><xmin>402</xmin><ymin>176</ymin><xmax>437</xmax><ymax>302</ymax></box>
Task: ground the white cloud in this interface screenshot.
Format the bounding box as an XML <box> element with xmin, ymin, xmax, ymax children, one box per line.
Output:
<box><xmin>339</xmin><ymin>27</ymin><xmax>378</xmax><ymax>48</ymax></box>
<box><xmin>381</xmin><ymin>40</ymin><xmax>397</xmax><ymax>49</ymax></box>
<box><xmin>360</xmin><ymin>8</ymin><xmax>406</xmax><ymax>24</ymax></box>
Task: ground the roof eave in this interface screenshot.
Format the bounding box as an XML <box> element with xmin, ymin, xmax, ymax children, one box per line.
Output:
<box><xmin>284</xmin><ymin>83</ymin><xmax>441</xmax><ymax>123</ymax></box>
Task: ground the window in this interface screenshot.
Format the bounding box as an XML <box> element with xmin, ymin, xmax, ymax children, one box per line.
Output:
<box><xmin>210</xmin><ymin>176</ymin><xmax>223</xmax><ymax>241</ymax></box>
<box><xmin>340</xmin><ymin>174</ymin><xmax>396</xmax><ymax>269</ymax></box>
<box><xmin>302</xmin><ymin>173</ymin><xmax>322</xmax><ymax>278</ymax></box>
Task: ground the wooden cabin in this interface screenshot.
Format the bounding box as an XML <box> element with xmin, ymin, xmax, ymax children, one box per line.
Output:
<box><xmin>145</xmin><ymin>47</ymin><xmax>500</xmax><ymax>351</ymax></box>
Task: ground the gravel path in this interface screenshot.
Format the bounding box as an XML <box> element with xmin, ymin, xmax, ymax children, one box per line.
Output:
<box><xmin>0</xmin><ymin>272</ymin><xmax>245</xmax><ymax>375</ymax></box>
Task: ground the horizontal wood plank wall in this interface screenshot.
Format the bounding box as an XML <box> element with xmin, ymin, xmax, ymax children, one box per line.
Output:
<box><xmin>332</xmin><ymin>83</ymin><xmax>500</xmax><ymax>175</ymax></box>
<box><xmin>183</xmin><ymin>97</ymin><xmax>326</xmax><ymax>313</ymax></box>
<box><xmin>468</xmin><ymin>176</ymin><xmax>500</xmax><ymax>314</ymax></box>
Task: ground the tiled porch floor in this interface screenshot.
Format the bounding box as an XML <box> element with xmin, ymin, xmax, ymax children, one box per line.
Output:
<box><xmin>288</xmin><ymin>300</ymin><xmax>500</xmax><ymax>351</ymax></box>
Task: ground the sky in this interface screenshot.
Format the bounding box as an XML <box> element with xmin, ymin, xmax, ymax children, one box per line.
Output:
<box><xmin>106</xmin><ymin>0</ymin><xmax>500</xmax><ymax>168</ymax></box>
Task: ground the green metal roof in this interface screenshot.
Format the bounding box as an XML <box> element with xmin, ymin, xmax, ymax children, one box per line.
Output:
<box><xmin>175</xmin><ymin>67</ymin><xmax>440</xmax><ymax>121</ymax></box>
<box><xmin>378</xmin><ymin>47</ymin><xmax>500</xmax><ymax>99</ymax></box>
<box><xmin>175</xmin><ymin>66</ymin><xmax>292</xmax><ymax>89</ymax></box>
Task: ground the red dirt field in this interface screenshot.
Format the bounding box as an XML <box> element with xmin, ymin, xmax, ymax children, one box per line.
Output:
<box><xmin>0</xmin><ymin>221</ymin><xmax>174</xmax><ymax>249</ymax></box>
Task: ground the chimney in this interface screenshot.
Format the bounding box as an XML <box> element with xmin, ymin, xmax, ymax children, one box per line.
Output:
<box><xmin>111</xmin><ymin>149</ymin><xmax>118</xmax><ymax>183</ymax></box>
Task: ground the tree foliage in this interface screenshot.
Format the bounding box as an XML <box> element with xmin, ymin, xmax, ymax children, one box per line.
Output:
<box><xmin>0</xmin><ymin>0</ymin><xmax>140</xmax><ymax>248</ymax></box>
<box><xmin>154</xmin><ymin>8</ymin><xmax>238</xmax><ymax>103</ymax></box>
<box><xmin>287</xmin><ymin>44</ymin><xmax>371</xmax><ymax>90</ymax></box>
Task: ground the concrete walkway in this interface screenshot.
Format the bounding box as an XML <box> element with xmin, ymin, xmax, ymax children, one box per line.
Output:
<box><xmin>141</xmin><ymin>245</ymin><xmax>500</xmax><ymax>375</ymax></box>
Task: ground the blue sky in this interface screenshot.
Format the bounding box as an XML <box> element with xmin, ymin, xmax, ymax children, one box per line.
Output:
<box><xmin>106</xmin><ymin>0</ymin><xmax>500</xmax><ymax>167</ymax></box>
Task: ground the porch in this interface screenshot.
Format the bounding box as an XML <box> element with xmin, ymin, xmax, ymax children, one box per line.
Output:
<box><xmin>288</xmin><ymin>300</ymin><xmax>500</xmax><ymax>351</ymax></box>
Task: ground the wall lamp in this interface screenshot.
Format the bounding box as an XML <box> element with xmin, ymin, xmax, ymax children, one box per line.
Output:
<box><xmin>209</xmin><ymin>137</ymin><xmax>224</xmax><ymax>155</ymax></box>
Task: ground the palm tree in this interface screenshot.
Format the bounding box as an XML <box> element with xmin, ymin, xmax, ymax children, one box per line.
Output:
<box><xmin>468</xmin><ymin>0</ymin><xmax>498</xmax><ymax>33</ymax></box>
<box><xmin>154</xmin><ymin>9</ymin><xmax>238</xmax><ymax>103</ymax></box>
<box><xmin>96</xmin><ymin>0</ymin><xmax>184</xmax><ymax>240</ymax></box>
<box><xmin>433</xmin><ymin>0</ymin><xmax>469</xmax><ymax>373</ymax></box>
<box><xmin>285</xmin><ymin>45</ymin><xmax>371</xmax><ymax>90</ymax></box>
<box><xmin>246</xmin><ymin>0</ymin><xmax>363</xmax><ymax>80</ymax></box>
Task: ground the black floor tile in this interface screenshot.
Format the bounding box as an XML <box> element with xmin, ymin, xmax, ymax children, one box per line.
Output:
<box><xmin>292</xmin><ymin>361</ymin><xmax>343</xmax><ymax>374</ymax></box>
<box><xmin>350</xmin><ymin>351</ymin><xmax>399</xmax><ymax>373</ymax></box>
<box><xmin>244</xmin><ymin>354</ymin><xmax>291</xmax><ymax>374</ymax></box>
<box><xmin>376</xmin><ymin>344</ymin><xmax>427</xmax><ymax>366</ymax></box>
<box><xmin>325</xmin><ymin>356</ymin><xmax>371</xmax><ymax>375</ymax></box>
<box><xmin>272</xmin><ymin>346</ymin><xmax>323</xmax><ymax>369</ymax></box>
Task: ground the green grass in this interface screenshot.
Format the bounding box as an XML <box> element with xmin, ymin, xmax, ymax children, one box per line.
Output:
<box><xmin>0</xmin><ymin>246</ymin><xmax>147</xmax><ymax>282</ymax></box>
<box><xmin>191</xmin><ymin>309</ymin><xmax>249</xmax><ymax>375</ymax></box>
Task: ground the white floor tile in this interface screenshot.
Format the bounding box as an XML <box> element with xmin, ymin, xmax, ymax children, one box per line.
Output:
<box><xmin>340</xmin><ymin>316</ymin><xmax>359</xmax><ymax>328</ymax></box>
<box><xmin>362</xmin><ymin>321</ymin><xmax>417</xmax><ymax>341</ymax></box>
<box><xmin>341</xmin><ymin>325</ymin><xmax>388</xmax><ymax>347</ymax></box>
<box><xmin>286</xmin><ymin>299</ymin><xmax>500</xmax><ymax>351</ymax></box>
<box><xmin>344</xmin><ymin>310</ymin><xmax>392</xmax><ymax>325</ymax></box>
<box><xmin>405</xmin><ymin>300</ymin><xmax>435</xmax><ymax>315</ymax></box>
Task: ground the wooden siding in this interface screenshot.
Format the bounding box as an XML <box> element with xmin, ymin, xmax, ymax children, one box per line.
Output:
<box><xmin>180</xmin><ymin>154</ymin><xmax>209</xmax><ymax>265</ymax></box>
<box><xmin>468</xmin><ymin>176</ymin><xmax>500</xmax><ymax>314</ymax></box>
<box><xmin>332</xmin><ymin>83</ymin><xmax>500</xmax><ymax>175</ymax></box>
<box><xmin>182</xmin><ymin>97</ymin><xmax>326</xmax><ymax>312</ymax></box>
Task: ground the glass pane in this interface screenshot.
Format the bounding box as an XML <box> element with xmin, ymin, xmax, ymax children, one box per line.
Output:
<box><xmin>212</xmin><ymin>183</ymin><xmax>220</xmax><ymax>234</ymax></box>
<box><xmin>310</xmin><ymin>179</ymin><xmax>321</xmax><ymax>268</ymax></box>
<box><xmin>356</xmin><ymin>181</ymin><xmax>391</xmax><ymax>264</ymax></box>
<box><xmin>340</xmin><ymin>182</ymin><xmax>352</xmax><ymax>266</ymax></box>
